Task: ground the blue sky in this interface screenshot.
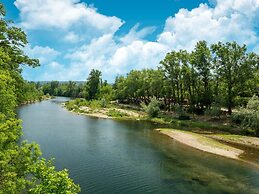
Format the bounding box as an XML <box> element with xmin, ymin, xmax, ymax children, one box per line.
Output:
<box><xmin>2</xmin><ymin>0</ymin><xmax>259</xmax><ymax>81</ymax></box>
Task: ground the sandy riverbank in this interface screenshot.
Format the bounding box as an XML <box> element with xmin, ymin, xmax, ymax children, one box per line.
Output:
<box><xmin>63</xmin><ymin>104</ymin><xmax>143</xmax><ymax>120</ymax></box>
<box><xmin>156</xmin><ymin>128</ymin><xmax>244</xmax><ymax>160</ymax></box>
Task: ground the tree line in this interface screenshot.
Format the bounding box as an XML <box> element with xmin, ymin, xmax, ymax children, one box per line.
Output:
<box><xmin>42</xmin><ymin>41</ymin><xmax>258</xmax><ymax>115</ymax></box>
<box><xmin>0</xmin><ymin>3</ymin><xmax>80</xmax><ymax>193</ymax></box>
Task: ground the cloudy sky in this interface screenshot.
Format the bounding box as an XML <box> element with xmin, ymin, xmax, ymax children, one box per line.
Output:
<box><xmin>2</xmin><ymin>0</ymin><xmax>259</xmax><ymax>81</ymax></box>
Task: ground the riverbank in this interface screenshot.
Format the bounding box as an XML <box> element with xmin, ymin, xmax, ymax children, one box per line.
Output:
<box><xmin>64</xmin><ymin>100</ymin><xmax>232</xmax><ymax>130</ymax></box>
<box><xmin>156</xmin><ymin>128</ymin><xmax>243</xmax><ymax>159</ymax></box>
<box><xmin>156</xmin><ymin>128</ymin><xmax>259</xmax><ymax>165</ymax></box>
<box><xmin>19</xmin><ymin>95</ymin><xmax>53</xmax><ymax>106</ymax></box>
<box><xmin>66</xmin><ymin>106</ymin><xmax>143</xmax><ymax>120</ymax></box>
<box><xmin>63</xmin><ymin>99</ymin><xmax>259</xmax><ymax>164</ymax></box>
<box><xmin>63</xmin><ymin>100</ymin><xmax>145</xmax><ymax>120</ymax></box>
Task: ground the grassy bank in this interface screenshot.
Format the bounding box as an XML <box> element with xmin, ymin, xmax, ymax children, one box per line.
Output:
<box><xmin>64</xmin><ymin>99</ymin><xmax>238</xmax><ymax>133</ymax></box>
<box><xmin>64</xmin><ymin>98</ymin><xmax>259</xmax><ymax>164</ymax></box>
<box><xmin>64</xmin><ymin>98</ymin><xmax>144</xmax><ymax>120</ymax></box>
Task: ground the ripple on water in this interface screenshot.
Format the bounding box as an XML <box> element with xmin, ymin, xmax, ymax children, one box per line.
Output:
<box><xmin>18</xmin><ymin>98</ymin><xmax>259</xmax><ymax>194</ymax></box>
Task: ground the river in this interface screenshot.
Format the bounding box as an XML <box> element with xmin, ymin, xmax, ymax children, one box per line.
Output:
<box><xmin>17</xmin><ymin>97</ymin><xmax>259</xmax><ymax>194</ymax></box>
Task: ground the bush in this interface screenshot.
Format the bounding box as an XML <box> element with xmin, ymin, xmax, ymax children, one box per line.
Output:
<box><xmin>65</xmin><ymin>101</ymin><xmax>77</xmax><ymax>111</ymax></box>
<box><xmin>205</xmin><ymin>103</ymin><xmax>221</xmax><ymax>118</ymax></box>
<box><xmin>231</xmin><ymin>95</ymin><xmax>259</xmax><ymax>136</ymax></box>
<box><xmin>174</xmin><ymin>104</ymin><xmax>190</xmax><ymax>120</ymax></box>
<box><xmin>142</xmin><ymin>97</ymin><xmax>160</xmax><ymax>118</ymax></box>
<box><xmin>247</xmin><ymin>95</ymin><xmax>259</xmax><ymax>111</ymax></box>
<box><xmin>100</xmin><ymin>98</ymin><xmax>107</xmax><ymax>108</ymax></box>
<box><xmin>107</xmin><ymin>109</ymin><xmax>127</xmax><ymax>118</ymax></box>
<box><xmin>234</xmin><ymin>96</ymin><xmax>250</xmax><ymax>107</ymax></box>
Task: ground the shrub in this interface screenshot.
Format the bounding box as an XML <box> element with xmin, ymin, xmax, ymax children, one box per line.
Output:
<box><xmin>107</xmin><ymin>109</ymin><xmax>127</xmax><ymax>118</ymax></box>
<box><xmin>232</xmin><ymin>95</ymin><xmax>259</xmax><ymax>136</ymax></box>
<box><xmin>65</xmin><ymin>101</ymin><xmax>77</xmax><ymax>111</ymax></box>
<box><xmin>88</xmin><ymin>100</ymin><xmax>102</xmax><ymax>109</ymax></box>
<box><xmin>205</xmin><ymin>103</ymin><xmax>221</xmax><ymax>118</ymax></box>
<box><xmin>142</xmin><ymin>97</ymin><xmax>160</xmax><ymax>118</ymax></box>
<box><xmin>247</xmin><ymin>95</ymin><xmax>259</xmax><ymax>111</ymax></box>
<box><xmin>174</xmin><ymin>104</ymin><xmax>190</xmax><ymax>120</ymax></box>
<box><xmin>234</xmin><ymin>96</ymin><xmax>250</xmax><ymax>107</ymax></box>
<box><xmin>100</xmin><ymin>98</ymin><xmax>107</xmax><ymax>108</ymax></box>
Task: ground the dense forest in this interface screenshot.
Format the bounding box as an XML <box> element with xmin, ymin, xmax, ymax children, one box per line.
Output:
<box><xmin>0</xmin><ymin>4</ymin><xmax>80</xmax><ymax>193</ymax></box>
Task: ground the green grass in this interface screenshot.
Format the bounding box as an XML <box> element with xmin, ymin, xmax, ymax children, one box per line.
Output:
<box><xmin>158</xmin><ymin>128</ymin><xmax>233</xmax><ymax>150</ymax></box>
<box><xmin>65</xmin><ymin>99</ymin><xmax>238</xmax><ymax>135</ymax></box>
<box><xmin>147</xmin><ymin>115</ymin><xmax>233</xmax><ymax>133</ymax></box>
<box><xmin>107</xmin><ymin>109</ymin><xmax>128</xmax><ymax>118</ymax></box>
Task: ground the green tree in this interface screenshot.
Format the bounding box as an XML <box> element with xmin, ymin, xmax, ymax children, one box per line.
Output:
<box><xmin>191</xmin><ymin>41</ymin><xmax>212</xmax><ymax>108</ymax></box>
<box><xmin>99</xmin><ymin>83</ymin><xmax>114</xmax><ymax>101</ymax></box>
<box><xmin>160</xmin><ymin>50</ymin><xmax>189</xmax><ymax>106</ymax></box>
<box><xmin>142</xmin><ymin>97</ymin><xmax>160</xmax><ymax>118</ymax></box>
<box><xmin>0</xmin><ymin>70</ymin><xmax>16</xmax><ymax>118</ymax></box>
<box><xmin>113</xmin><ymin>76</ymin><xmax>127</xmax><ymax>101</ymax></box>
<box><xmin>211</xmin><ymin>42</ymin><xmax>257</xmax><ymax>114</ymax></box>
<box><xmin>86</xmin><ymin>69</ymin><xmax>102</xmax><ymax>100</ymax></box>
<box><xmin>0</xmin><ymin>3</ymin><xmax>80</xmax><ymax>193</ymax></box>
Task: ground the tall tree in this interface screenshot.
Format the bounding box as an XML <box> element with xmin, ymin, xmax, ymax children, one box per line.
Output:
<box><xmin>191</xmin><ymin>41</ymin><xmax>212</xmax><ymax>108</ymax></box>
<box><xmin>0</xmin><ymin>3</ymin><xmax>80</xmax><ymax>193</ymax></box>
<box><xmin>86</xmin><ymin>69</ymin><xmax>102</xmax><ymax>100</ymax></box>
<box><xmin>211</xmin><ymin>42</ymin><xmax>257</xmax><ymax>114</ymax></box>
<box><xmin>160</xmin><ymin>50</ymin><xmax>188</xmax><ymax>106</ymax></box>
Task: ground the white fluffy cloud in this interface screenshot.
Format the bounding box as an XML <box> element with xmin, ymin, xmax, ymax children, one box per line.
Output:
<box><xmin>24</xmin><ymin>45</ymin><xmax>60</xmax><ymax>64</ymax></box>
<box><xmin>120</xmin><ymin>24</ymin><xmax>156</xmax><ymax>45</ymax></box>
<box><xmin>19</xmin><ymin>0</ymin><xmax>259</xmax><ymax>81</ymax></box>
<box><xmin>14</xmin><ymin>0</ymin><xmax>124</xmax><ymax>41</ymax></box>
<box><xmin>158</xmin><ymin>0</ymin><xmax>259</xmax><ymax>51</ymax></box>
<box><xmin>63</xmin><ymin>32</ymin><xmax>167</xmax><ymax>79</ymax></box>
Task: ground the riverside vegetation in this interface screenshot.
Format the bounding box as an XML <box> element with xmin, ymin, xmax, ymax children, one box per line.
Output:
<box><xmin>42</xmin><ymin>42</ymin><xmax>259</xmax><ymax>136</ymax></box>
<box><xmin>0</xmin><ymin>4</ymin><xmax>80</xmax><ymax>193</ymax></box>
<box><xmin>40</xmin><ymin>38</ymin><xmax>259</xmax><ymax>162</ymax></box>
<box><xmin>1</xmin><ymin>1</ymin><xmax>259</xmax><ymax>192</ymax></box>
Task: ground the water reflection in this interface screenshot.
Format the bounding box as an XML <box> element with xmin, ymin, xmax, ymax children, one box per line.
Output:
<box><xmin>17</xmin><ymin>97</ymin><xmax>259</xmax><ymax>194</ymax></box>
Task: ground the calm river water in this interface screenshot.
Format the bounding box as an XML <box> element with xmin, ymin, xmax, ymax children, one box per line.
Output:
<box><xmin>17</xmin><ymin>97</ymin><xmax>259</xmax><ymax>194</ymax></box>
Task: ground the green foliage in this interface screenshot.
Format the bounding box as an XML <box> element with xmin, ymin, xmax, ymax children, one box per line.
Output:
<box><xmin>107</xmin><ymin>109</ymin><xmax>127</xmax><ymax>118</ymax></box>
<box><xmin>190</xmin><ymin>41</ymin><xmax>213</xmax><ymax>108</ymax></box>
<box><xmin>174</xmin><ymin>105</ymin><xmax>190</xmax><ymax>120</ymax></box>
<box><xmin>29</xmin><ymin>159</ymin><xmax>80</xmax><ymax>193</ymax></box>
<box><xmin>231</xmin><ymin>96</ymin><xmax>259</xmax><ymax>136</ymax></box>
<box><xmin>98</xmin><ymin>83</ymin><xmax>114</xmax><ymax>101</ymax></box>
<box><xmin>246</xmin><ymin>95</ymin><xmax>259</xmax><ymax>111</ymax></box>
<box><xmin>42</xmin><ymin>81</ymin><xmax>84</xmax><ymax>98</ymax></box>
<box><xmin>114</xmin><ymin>69</ymin><xmax>166</xmax><ymax>103</ymax></box>
<box><xmin>86</xmin><ymin>69</ymin><xmax>102</xmax><ymax>100</ymax></box>
<box><xmin>211</xmin><ymin>42</ymin><xmax>257</xmax><ymax>114</ymax></box>
<box><xmin>205</xmin><ymin>103</ymin><xmax>222</xmax><ymax>118</ymax></box>
<box><xmin>142</xmin><ymin>98</ymin><xmax>160</xmax><ymax>118</ymax></box>
<box><xmin>0</xmin><ymin>70</ymin><xmax>16</xmax><ymax>118</ymax></box>
<box><xmin>0</xmin><ymin>3</ymin><xmax>80</xmax><ymax>193</ymax></box>
<box><xmin>160</xmin><ymin>50</ymin><xmax>188</xmax><ymax>106</ymax></box>
<box><xmin>100</xmin><ymin>98</ymin><xmax>107</xmax><ymax>108</ymax></box>
<box><xmin>234</xmin><ymin>96</ymin><xmax>250</xmax><ymax>107</ymax></box>
<box><xmin>88</xmin><ymin>100</ymin><xmax>102</xmax><ymax>109</ymax></box>
<box><xmin>0</xmin><ymin>114</ymin><xmax>80</xmax><ymax>193</ymax></box>
<box><xmin>65</xmin><ymin>98</ymin><xmax>110</xmax><ymax>111</ymax></box>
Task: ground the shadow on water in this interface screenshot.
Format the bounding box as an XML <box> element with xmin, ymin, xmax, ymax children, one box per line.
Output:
<box><xmin>17</xmin><ymin>97</ymin><xmax>259</xmax><ymax>194</ymax></box>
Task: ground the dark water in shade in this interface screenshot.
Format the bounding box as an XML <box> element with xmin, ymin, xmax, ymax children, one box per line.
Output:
<box><xmin>17</xmin><ymin>97</ymin><xmax>259</xmax><ymax>194</ymax></box>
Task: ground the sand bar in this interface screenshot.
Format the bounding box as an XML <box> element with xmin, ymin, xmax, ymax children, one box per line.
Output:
<box><xmin>156</xmin><ymin>128</ymin><xmax>244</xmax><ymax>159</ymax></box>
